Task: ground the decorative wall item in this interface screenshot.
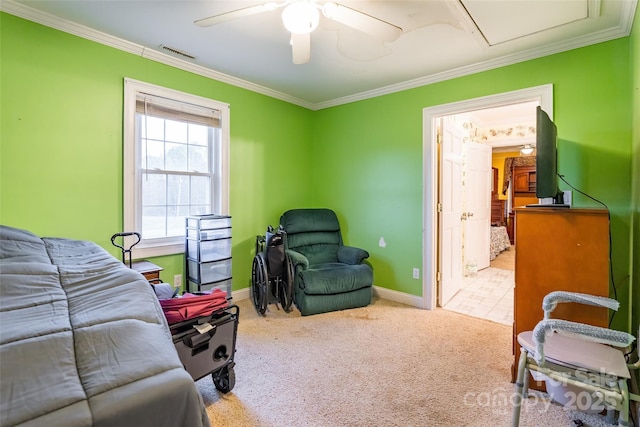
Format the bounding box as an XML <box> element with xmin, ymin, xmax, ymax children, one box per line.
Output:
<box><xmin>463</xmin><ymin>121</ymin><xmax>536</xmax><ymax>144</ymax></box>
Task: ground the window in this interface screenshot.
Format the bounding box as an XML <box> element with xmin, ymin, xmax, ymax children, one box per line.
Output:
<box><xmin>124</xmin><ymin>78</ymin><xmax>229</xmax><ymax>258</ymax></box>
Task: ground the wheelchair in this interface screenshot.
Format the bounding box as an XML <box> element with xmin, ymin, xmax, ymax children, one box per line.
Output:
<box><xmin>251</xmin><ymin>225</ymin><xmax>294</xmax><ymax>315</ymax></box>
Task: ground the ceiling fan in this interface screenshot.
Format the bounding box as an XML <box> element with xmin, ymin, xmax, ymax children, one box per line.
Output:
<box><xmin>195</xmin><ymin>1</ymin><xmax>403</xmax><ymax>64</ymax></box>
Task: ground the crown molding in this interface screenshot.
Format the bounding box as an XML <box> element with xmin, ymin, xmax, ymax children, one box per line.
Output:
<box><xmin>1</xmin><ymin>0</ymin><xmax>636</xmax><ymax>111</ymax></box>
<box><xmin>315</xmin><ymin>0</ymin><xmax>636</xmax><ymax>110</ymax></box>
<box><xmin>0</xmin><ymin>0</ymin><xmax>315</xmax><ymax>110</ymax></box>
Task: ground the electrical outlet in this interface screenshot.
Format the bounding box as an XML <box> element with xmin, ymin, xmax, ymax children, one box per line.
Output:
<box><xmin>174</xmin><ymin>274</ymin><xmax>182</xmax><ymax>288</ymax></box>
<box><xmin>563</xmin><ymin>190</ymin><xmax>572</xmax><ymax>206</ymax></box>
<box><xmin>412</xmin><ymin>268</ymin><xmax>420</xmax><ymax>279</ymax></box>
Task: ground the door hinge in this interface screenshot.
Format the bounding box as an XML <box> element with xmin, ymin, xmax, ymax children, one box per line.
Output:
<box><xmin>436</xmin><ymin>130</ymin><xmax>442</xmax><ymax>144</ymax></box>
<box><xmin>436</xmin><ymin>271</ymin><xmax>441</xmax><ymax>283</ymax></box>
<box><xmin>437</xmin><ymin>203</ymin><xmax>442</xmax><ymax>213</ymax></box>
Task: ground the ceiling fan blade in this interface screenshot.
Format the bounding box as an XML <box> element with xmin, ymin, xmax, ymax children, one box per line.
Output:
<box><xmin>322</xmin><ymin>2</ymin><xmax>402</xmax><ymax>43</ymax></box>
<box><xmin>290</xmin><ymin>32</ymin><xmax>311</xmax><ymax>64</ymax></box>
<box><xmin>195</xmin><ymin>2</ymin><xmax>281</xmax><ymax>27</ymax></box>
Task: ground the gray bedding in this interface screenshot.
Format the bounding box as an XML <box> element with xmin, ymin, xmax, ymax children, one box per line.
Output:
<box><xmin>0</xmin><ymin>225</ymin><xmax>211</xmax><ymax>427</ymax></box>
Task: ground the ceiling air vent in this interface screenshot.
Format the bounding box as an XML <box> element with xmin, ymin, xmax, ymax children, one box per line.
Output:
<box><xmin>159</xmin><ymin>45</ymin><xmax>196</xmax><ymax>60</ymax></box>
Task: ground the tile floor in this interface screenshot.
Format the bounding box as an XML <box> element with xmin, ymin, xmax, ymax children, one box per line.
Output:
<box><xmin>443</xmin><ymin>265</ymin><xmax>514</xmax><ymax>326</ymax></box>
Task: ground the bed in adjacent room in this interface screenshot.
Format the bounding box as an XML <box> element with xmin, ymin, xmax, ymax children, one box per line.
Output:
<box><xmin>0</xmin><ymin>225</ymin><xmax>210</xmax><ymax>427</ymax></box>
<box><xmin>490</xmin><ymin>225</ymin><xmax>511</xmax><ymax>261</ymax></box>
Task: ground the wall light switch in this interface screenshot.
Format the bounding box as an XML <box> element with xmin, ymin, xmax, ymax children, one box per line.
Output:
<box><xmin>413</xmin><ymin>268</ymin><xmax>420</xmax><ymax>279</ymax></box>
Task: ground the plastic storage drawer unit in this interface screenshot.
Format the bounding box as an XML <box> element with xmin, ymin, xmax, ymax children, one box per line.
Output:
<box><xmin>185</xmin><ymin>214</ymin><xmax>233</xmax><ymax>296</ymax></box>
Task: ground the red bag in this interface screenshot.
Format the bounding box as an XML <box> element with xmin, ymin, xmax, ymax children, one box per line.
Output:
<box><xmin>160</xmin><ymin>289</ymin><xmax>228</xmax><ymax>324</ymax></box>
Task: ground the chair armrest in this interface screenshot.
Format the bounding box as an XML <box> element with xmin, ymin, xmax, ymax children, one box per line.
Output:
<box><xmin>532</xmin><ymin>319</ymin><xmax>636</xmax><ymax>366</ymax></box>
<box><xmin>542</xmin><ymin>291</ymin><xmax>620</xmax><ymax>319</ymax></box>
<box><xmin>337</xmin><ymin>246</ymin><xmax>369</xmax><ymax>265</ymax></box>
<box><xmin>285</xmin><ymin>249</ymin><xmax>309</xmax><ymax>270</ymax></box>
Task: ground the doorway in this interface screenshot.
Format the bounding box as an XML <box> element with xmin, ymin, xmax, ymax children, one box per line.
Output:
<box><xmin>421</xmin><ymin>84</ymin><xmax>553</xmax><ymax>313</ymax></box>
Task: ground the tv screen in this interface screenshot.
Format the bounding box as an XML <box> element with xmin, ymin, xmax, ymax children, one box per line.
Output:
<box><xmin>535</xmin><ymin>106</ymin><xmax>560</xmax><ymax>200</ymax></box>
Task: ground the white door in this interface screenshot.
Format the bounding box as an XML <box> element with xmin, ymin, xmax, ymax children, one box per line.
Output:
<box><xmin>439</xmin><ymin>116</ymin><xmax>464</xmax><ymax>306</ymax></box>
<box><xmin>464</xmin><ymin>141</ymin><xmax>492</xmax><ymax>270</ymax></box>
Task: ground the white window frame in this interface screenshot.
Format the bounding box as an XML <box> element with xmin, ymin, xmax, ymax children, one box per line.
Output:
<box><xmin>123</xmin><ymin>78</ymin><xmax>230</xmax><ymax>259</ymax></box>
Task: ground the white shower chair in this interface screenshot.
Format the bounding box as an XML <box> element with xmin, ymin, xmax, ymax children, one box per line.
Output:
<box><xmin>512</xmin><ymin>291</ymin><xmax>638</xmax><ymax>427</ymax></box>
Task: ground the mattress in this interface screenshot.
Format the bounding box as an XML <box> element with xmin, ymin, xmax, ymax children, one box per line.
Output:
<box><xmin>0</xmin><ymin>225</ymin><xmax>211</xmax><ymax>427</ymax></box>
<box><xmin>490</xmin><ymin>225</ymin><xmax>511</xmax><ymax>261</ymax></box>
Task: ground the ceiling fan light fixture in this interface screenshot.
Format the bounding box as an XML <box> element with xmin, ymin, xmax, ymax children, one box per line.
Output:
<box><xmin>520</xmin><ymin>144</ymin><xmax>534</xmax><ymax>155</ymax></box>
<box><xmin>322</xmin><ymin>2</ymin><xmax>338</xmax><ymax>19</ymax></box>
<box><xmin>282</xmin><ymin>1</ymin><xmax>320</xmax><ymax>34</ymax></box>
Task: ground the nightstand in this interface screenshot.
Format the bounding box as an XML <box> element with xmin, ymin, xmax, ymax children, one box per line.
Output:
<box><xmin>131</xmin><ymin>260</ymin><xmax>163</xmax><ymax>284</ymax></box>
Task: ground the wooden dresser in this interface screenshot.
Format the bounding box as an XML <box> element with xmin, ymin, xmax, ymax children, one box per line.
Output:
<box><xmin>490</xmin><ymin>167</ymin><xmax>505</xmax><ymax>225</ymax></box>
<box><xmin>512</xmin><ymin>207</ymin><xmax>610</xmax><ymax>387</ymax></box>
<box><xmin>491</xmin><ymin>199</ymin><xmax>505</xmax><ymax>225</ymax></box>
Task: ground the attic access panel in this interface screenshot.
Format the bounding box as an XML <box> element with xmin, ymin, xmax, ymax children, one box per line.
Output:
<box><xmin>461</xmin><ymin>0</ymin><xmax>596</xmax><ymax>45</ymax></box>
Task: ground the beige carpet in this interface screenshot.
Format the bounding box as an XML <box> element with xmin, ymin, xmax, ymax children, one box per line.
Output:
<box><xmin>196</xmin><ymin>297</ymin><xmax>612</xmax><ymax>427</ymax></box>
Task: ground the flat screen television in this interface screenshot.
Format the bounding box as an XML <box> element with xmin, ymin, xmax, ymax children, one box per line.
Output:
<box><xmin>529</xmin><ymin>106</ymin><xmax>568</xmax><ymax>207</ymax></box>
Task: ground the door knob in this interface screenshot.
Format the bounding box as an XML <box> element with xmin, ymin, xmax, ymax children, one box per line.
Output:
<box><xmin>461</xmin><ymin>213</ymin><xmax>468</xmax><ymax>220</ymax></box>
<box><xmin>467</xmin><ymin>212</ymin><xmax>474</xmax><ymax>217</ymax></box>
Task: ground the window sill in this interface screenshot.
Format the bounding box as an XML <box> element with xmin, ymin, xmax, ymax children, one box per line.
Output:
<box><xmin>133</xmin><ymin>242</ymin><xmax>184</xmax><ymax>260</ymax></box>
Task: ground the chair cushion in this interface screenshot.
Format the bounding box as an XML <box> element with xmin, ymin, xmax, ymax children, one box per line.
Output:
<box><xmin>518</xmin><ymin>331</ymin><xmax>630</xmax><ymax>378</ymax></box>
<box><xmin>294</xmin><ymin>286</ymin><xmax>372</xmax><ymax>316</ymax></box>
<box><xmin>282</xmin><ymin>209</ymin><xmax>342</xmax><ymax>265</ymax></box>
<box><xmin>299</xmin><ymin>263</ymin><xmax>373</xmax><ymax>295</ymax></box>
<box><xmin>295</xmin><ymin>243</ymin><xmax>339</xmax><ymax>265</ymax></box>
<box><xmin>281</xmin><ymin>209</ymin><xmax>341</xmax><ymax>234</ymax></box>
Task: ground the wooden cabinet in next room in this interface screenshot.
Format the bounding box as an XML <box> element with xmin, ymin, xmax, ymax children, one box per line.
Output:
<box><xmin>513</xmin><ymin>166</ymin><xmax>536</xmax><ymax>193</ymax></box>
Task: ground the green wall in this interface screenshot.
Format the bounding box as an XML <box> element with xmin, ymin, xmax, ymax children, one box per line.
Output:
<box><xmin>313</xmin><ymin>39</ymin><xmax>634</xmax><ymax>330</ymax></box>
<box><xmin>0</xmin><ymin>13</ymin><xmax>314</xmax><ymax>292</ymax></box>
<box><xmin>1</xmin><ymin>12</ymin><xmax>636</xmax><ymax>331</ymax></box>
<box><xmin>631</xmin><ymin>5</ymin><xmax>640</xmax><ymax>336</ymax></box>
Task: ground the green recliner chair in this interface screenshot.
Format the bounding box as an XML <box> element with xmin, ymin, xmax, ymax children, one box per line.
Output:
<box><xmin>281</xmin><ymin>208</ymin><xmax>373</xmax><ymax>316</ymax></box>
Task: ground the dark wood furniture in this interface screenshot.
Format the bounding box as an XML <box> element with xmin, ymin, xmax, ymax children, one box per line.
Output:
<box><xmin>492</xmin><ymin>167</ymin><xmax>499</xmax><ymax>195</ymax></box>
<box><xmin>131</xmin><ymin>260</ymin><xmax>163</xmax><ymax>284</ymax></box>
<box><xmin>513</xmin><ymin>165</ymin><xmax>536</xmax><ymax>193</ymax></box>
<box><xmin>512</xmin><ymin>164</ymin><xmax>538</xmax><ymax>210</ymax></box>
<box><xmin>491</xmin><ymin>167</ymin><xmax>505</xmax><ymax>225</ymax></box>
<box><xmin>512</xmin><ymin>207</ymin><xmax>610</xmax><ymax>389</ymax></box>
<box><xmin>507</xmin><ymin>211</ymin><xmax>515</xmax><ymax>244</ymax></box>
<box><xmin>491</xmin><ymin>199</ymin><xmax>505</xmax><ymax>225</ymax></box>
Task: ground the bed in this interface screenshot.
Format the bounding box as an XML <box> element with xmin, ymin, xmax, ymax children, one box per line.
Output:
<box><xmin>0</xmin><ymin>225</ymin><xmax>211</xmax><ymax>427</ymax></box>
<box><xmin>490</xmin><ymin>225</ymin><xmax>511</xmax><ymax>261</ymax></box>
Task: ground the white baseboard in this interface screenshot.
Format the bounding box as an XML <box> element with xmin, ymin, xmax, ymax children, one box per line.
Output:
<box><xmin>372</xmin><ymin>286</ymin><xmax>425</xmax><ymax>308</ymax></box>
<box><xmin>232</xmin><ymin>286</ymin><xmax>425</xmax><ymax>309</ymax></box>
<box><xmin>231</xmin><ymin>287</ymin><xmax>250</xmax><ymax>301</ymax></box>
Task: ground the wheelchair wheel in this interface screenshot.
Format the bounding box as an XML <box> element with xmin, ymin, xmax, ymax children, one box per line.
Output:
<box><xmin>251</xmin><ymin>253</ymin><xmax>268</xmax><ymax>315</ymax></box>
<box><xmin>278</xmin><ymin>254</ymin><xmax>295</xmax><ymax>313</ymax></box>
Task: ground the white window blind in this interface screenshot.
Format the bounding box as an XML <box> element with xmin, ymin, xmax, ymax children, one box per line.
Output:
<box><xmin>124</xmin><ymin>79</ymin><xmax>230</xmax><ymax>258</ymax></box>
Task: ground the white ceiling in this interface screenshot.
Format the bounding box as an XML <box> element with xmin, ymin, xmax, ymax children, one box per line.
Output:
<box><xmin>2</xmin><ymin>0</ymin><xmax>637</xmax><ymax>110</ymax></box>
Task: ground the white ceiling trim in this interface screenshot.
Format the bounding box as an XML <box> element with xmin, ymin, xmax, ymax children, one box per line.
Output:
<box><xmin>2</xmin><ymin>0</ymin><xmax>636</xmax><ymax>111</ymax></box>
<box><xmin>0</xmin><ymin>0</ymin><xmax>314</xmax><ymax>109</ymax></box>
